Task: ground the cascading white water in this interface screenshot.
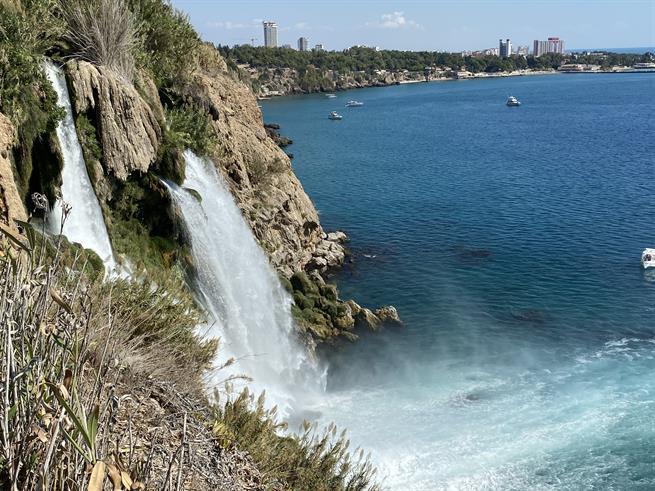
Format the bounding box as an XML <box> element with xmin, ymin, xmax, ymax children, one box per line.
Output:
<box><xmin>166</xmin><ymin>150</ymin><xmax>325</xmax><ymax>416</ymax></box>
<box><xmin>43</xmin><ymin>61</ymin><xmax>116</xmax><ymax>271</ymax></box>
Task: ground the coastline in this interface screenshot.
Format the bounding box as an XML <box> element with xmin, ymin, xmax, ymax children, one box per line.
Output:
<box><xmin>256</xmin><ymin>69</ymin><xmax>562</xmax><ymax>99</ymax></box>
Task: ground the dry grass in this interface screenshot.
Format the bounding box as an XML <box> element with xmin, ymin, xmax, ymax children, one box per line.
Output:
<box><xmin>0</xmin><ymin>196</ymin><xmax>380</xmax><ymax>490</ymax></box>
<box><xmin>0</xmin><ymin>201</ymin><xmax>253</xmax><ymax>490</ymax></box>
<box><xmin>211</xmin><ymin>389</ymin><xmax>380</xmax><ymax>491</ymax></box>
<box><xmin>62</xmin><ymin>0</ymin><xmax>138</xmax><ymax>80</ymax></box>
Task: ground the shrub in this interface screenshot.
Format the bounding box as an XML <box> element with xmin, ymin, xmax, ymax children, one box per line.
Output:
<box><xmin>163</xmin><ymin>103</ymin><xmax>216</xmax><ymax>157</ymax></box>
<box><xmin>62</xmin><ymin>0</ymin><xmax>138</xmax><ymax>79</ymax></box>
<box><xmin>211</xmin><ymin>389</ymin><xmax>380</xmax><ymax>491</ymax></box>
<box><xmin>0</xmin><ymin>210</ymin><xmax>214</xmax><ymax>488</ymax></box>
<box><xmin>128</xmin><ymin>0</ymin><xmax>200</xmax><ymax>90</ymax></box>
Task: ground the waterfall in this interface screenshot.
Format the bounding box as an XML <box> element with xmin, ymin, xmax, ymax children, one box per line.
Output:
<box><xmin>166</xmin><ymin>150</ymin><xmax>325</xmax><ymax>416</ymax></box>
<box><xmin>43</xmin><ymin>61</ymin><xmax>116</xmax><ymax>271</ymax></box>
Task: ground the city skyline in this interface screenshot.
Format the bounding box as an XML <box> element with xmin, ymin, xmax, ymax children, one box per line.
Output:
<box><xmin>171</xmin><ymin>0</ymin><xmax>655</xmax><ymax>52</ymax></box>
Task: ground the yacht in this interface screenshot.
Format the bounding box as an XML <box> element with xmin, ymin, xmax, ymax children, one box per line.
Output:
<box><xmin>346</xmin><ymin>100</ymin><xmax>364</xmax><ymax>107</ymax></box>
<box><xmin>506</xmin><ymin>96</ymin><xmax>521</xmax><ymax>107</ymax></box>
<box><xmin>328</xmin><ymin>111</ymin><xmax>343</xmax><ymax>120</ymax></box>
<box><xmin>642</xmin><ymin>249</ymin><xmax>655</xmax><ymax>269</ymax></box>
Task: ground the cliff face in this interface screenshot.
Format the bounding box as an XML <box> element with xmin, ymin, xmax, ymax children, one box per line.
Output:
<box><xmin>250</xmin><ymin>66</ymin><xmax>429</xmax><ymax>97</ymax></box>
<box><xmin>66</xmin><ymin>61</ymin><xmax>162</xmax><ymax>183</ymax></box>
<box><xmin>0</xmin><ymin>113</ymin><xmax>27</xmax><ymax>228</ymax></box>
<box><xmin>184</xmin><ymin>51</ymin><xmax>345</xmax><ymax>276</ymax></box>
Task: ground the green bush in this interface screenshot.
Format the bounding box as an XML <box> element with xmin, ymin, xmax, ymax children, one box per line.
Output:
<box><xmin>128</xmin><ymin>0</ymin><xmax>200</xmax><ymax>90</ymax></box>
<box><xmin>162</xmin><ymin>103</ymin><xmax>216</xmax><ymax>157</ymax></box>
<box><xmin>211</xmin><ymin>390</ymin><xmax>379</xmax><ymax>491</ymax></box>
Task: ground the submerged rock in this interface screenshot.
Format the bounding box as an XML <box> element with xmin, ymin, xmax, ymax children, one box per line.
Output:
<box><xmin>511</xmin><ymin>309</ymin><xmax>547</xmax><ymax>323</ymax></box>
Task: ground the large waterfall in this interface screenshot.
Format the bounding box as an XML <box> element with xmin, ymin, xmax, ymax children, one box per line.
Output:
<box><xmin>167</xmin><ymin>150</ymin><xmax>325</xmax><ymax>415</ymax></box>
<box><xmin>43</xmin><ymin>61</ymin><xmax>116</xmax><ymax>271</ymax></box>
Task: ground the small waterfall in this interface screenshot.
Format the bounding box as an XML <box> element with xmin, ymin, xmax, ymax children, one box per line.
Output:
<box><xmin>43</xmin><ymin>61</ymin><xmax>116</xmax><ymax>271</ymax></box>
<box><xmin>167</xmin><ymin>150</ymin><xmax>325</xmax><ymax>416</ymax></box>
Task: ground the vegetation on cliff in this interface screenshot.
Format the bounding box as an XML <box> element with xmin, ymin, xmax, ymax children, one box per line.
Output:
<box><xmin>0</xmin><ymin>0</ymin><xmax>385</xmax><ymax>488</ymax></box>
<box><xmin>0</xmin><ymin>209</ymin><xmax>378</xmax><ymax>489</ymax></box>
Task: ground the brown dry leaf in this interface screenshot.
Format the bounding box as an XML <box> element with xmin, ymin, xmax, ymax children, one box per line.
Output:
<box><xmin>88</xmin><ymin>461</ymin><xmax>106</xmax><ymax>491</ymax></box>
<box><xmin>50</xmin><ymin>288</ymin><xmax>72</xmax><ymax>313</ymax></box>
<box><xmin>106</xmin><ymin>463</ymin><xmax>122</xmax><ymax>490</ymax></box>
<box><xmin>120</xmin><ymin>470</ymin><xmax>133</xmax><ymax>489</ymax></box>
<box><xmin>131</xmin><ymin>482</ymin><xmax>145</xmax><ymax>490</ymax></box>
<box><xmin>32</xmin><ymin>425</ymin><xmax>48</xmax><ymax>443</ymax></box>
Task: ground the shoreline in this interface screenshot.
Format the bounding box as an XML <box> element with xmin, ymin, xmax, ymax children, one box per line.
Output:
<box><xmin>257</xmin><ymin>69</ymin><xmax>563</xmax><ymax>99</ymax></box>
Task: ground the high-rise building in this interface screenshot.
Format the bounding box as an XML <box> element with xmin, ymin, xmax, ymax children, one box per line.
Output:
<box><xmin>548</xmin><ymin>37</ymin><xmax>565</xmax><ymax>54</ymax></box>
<box><xmin>499</xmin><ymin>38</ymin><xmax>512</xmax><ymax>57</ymax></box>
<box><xmin>314</xmin><ymin>44</ymin><xmax>325</xmax><ymax>51</ymax></box>
<box><xmin>533</xmin><ymin>37</ymin><xmax>565</xmax><ymax>57</ymax></box>
<box><xmin>516</xmin><ymin>45</ymin><xmax>529</xmax><ymax>56</ymax></box>
<box><xmin>533</xmin><ymin>40</ymin><xmax>548</xmax><ymax>57</ymax></box>
<box><xmin>263</xmin><ymin>21</ymin><xmax>278</xmax><ymax>48</ymax></box>
<box><xmin>298</xmin><ymin>37</ymin><xmax>308</xmax><ymax>51</ymax></box>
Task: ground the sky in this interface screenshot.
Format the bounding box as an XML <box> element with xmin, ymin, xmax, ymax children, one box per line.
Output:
<box><xmin>171</xmin><ymin>0</ymin><xmax>655</xmax><ymax>52</ymax></box>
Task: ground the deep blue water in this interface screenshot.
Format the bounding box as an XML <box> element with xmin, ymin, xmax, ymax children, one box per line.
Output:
<box><xmin>262</xmin><ymin>73</ymin><xmax>655</xmax><ymax>490</ymax></box>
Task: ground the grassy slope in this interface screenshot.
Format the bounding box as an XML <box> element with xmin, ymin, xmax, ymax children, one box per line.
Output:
<box><xmin>0</xmin><ymin>1</ymin><xmax>379</xmax><ymax>489</ymax></box>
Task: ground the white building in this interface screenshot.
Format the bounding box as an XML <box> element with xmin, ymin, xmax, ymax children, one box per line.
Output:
<box><xmin>263</xmin><ymin>21</ymin><xmax>278</xmax><ymax>48</ymax></box>
<box><xmin>499</xmin><ymin>38</ymin><xmax>512</xmax><ymax>57</ymax></box>
<box><xmin>533</xmin><ymin>37</ymin><xmax>565</xmax><ymax>57</ymax></box>
<box><xmin>314</xmin><ymin>44</ymin><xmax>325</xmax><ymax>51</ymax></box>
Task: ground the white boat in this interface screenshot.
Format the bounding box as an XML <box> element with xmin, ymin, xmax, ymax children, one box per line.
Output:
<box><xmin>506</xmin><ymin>96</ymin><xmax>521</xmax><ymax>107</ymax></box>
<box><xmin>326</xmin><ymin>94</ymin><xmax>337</xmax><ymax>98</ymax></box>
<box><xmin>345</xmin><ymin>100</ymin><xmax>364</xmax><ymax>107</ymax></box>
<box><xmin>642</xmin><ymin>249</ymin><xmax>655</xmax><ymax>269</ymax></box>
<box><xmin>328</xmin><ymin>111</ymin><xmax>343</xmax><ymax>120</ymax></box>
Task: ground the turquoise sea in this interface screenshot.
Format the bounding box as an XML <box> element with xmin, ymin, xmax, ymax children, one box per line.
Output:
<box><xmin>262</xmin><ymin>73</ymin><xmax>655</xmax><ymax>490</ymax></box>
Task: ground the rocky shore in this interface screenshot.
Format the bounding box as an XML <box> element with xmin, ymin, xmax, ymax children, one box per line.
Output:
<box><xmin>244</xmin><ymin>65</ymin><xmax>558</xmax><ymax>98</ymax></box>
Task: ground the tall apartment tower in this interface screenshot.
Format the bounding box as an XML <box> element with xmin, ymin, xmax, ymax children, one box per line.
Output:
<box><xmin>298</xmin><ymin>37</ymin><xmax>308</xmax><ymax>52</ymax></box>
<box><xmin>533</xmin><ymin>37</ymin><xmax>565</xmax><ymax>57</ymax></box>
<box><xmin>499</xmin><ymin>38</ymin><xmax>512</xmax><ymax>57</ymax></box>
<box><xmin>548</xmin><ymin>37</ymin><xmax>565</xmax><ymax>54</ymax></box>
<box><xmin>263</xmin><ymin>21</ymin><xmax>278</xmax><ymax>48</ymax></box>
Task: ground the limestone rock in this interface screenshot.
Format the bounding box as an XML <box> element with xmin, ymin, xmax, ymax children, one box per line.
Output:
<box><xmin>356</xmin><ymin>308</ymin><xmax>381</xmax><ymax>330</ymax></box>
<box><xmin>326</xmin><ymin>231</ymin><xmax>348</xmax><ymax>243</ymax></box>
<box><xmin>346</xmin><ymin>300</ymin><xmax>362</xmax><ymax>318</ymax></box>
<box><xmin>374</xmin><ymin>306</ymin><xmax>402</xmax><ymax>325</ymax></box>
<box><xmin>0</xmin><ymin>114</ymin><xmax>26</xmax><ymax>227</ymax></box>
<box><xmin>66</xmin><ymin>60</ymin><xmax>162</xmax><ymax>181</ymax></box>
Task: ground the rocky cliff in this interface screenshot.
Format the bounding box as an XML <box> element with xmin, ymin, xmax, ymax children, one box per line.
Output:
<box><xmin>0</xmin><ymin>113</ymin><xmax>26</xmax><ymax>228</ymax></box>
<box><xmin>248</xmin><ymin>66</ymin><xmax>430</xmax><ymax>97</ymax></box>
<box><xmin>186</xmin><ymin>52</ymin><xmax>347</xmax><ymax>277</ymax></box>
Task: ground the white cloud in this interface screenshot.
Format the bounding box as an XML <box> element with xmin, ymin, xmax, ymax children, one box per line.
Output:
<box><xmin>206</xmin><ymin>21</ymin><xmax>247</xmax><ymax>30</ymax></box>
<box><xmin>367</xmin><ymin>11</ymin><xmax>422</xmax><ymax>30</ymax></box>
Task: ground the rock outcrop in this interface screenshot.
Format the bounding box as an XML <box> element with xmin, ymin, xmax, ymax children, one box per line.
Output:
<box><xmin>0</xmin><ymin>114</ymin><xmax>26</xmax><ymax>227</ymax></box>
<box><xmin>185</xmin><ymin>49</ymin><xmax>346</xmax><ymax>276</ymax></box>
<box><xmin>66</xmin><ymin>61</ymin><xmax>162</xmax><ymax>181</ymax></box>
<box><xmin>248</xmin><ymin>66</ymin><xmax>429</xmax><ymax>97</ymax></box>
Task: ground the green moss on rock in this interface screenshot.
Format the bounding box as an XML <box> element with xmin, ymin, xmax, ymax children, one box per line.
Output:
<box><xmin>290</xmin><ymin>271</ymin><xmax>319</xmax><ymax>296</ymax></box>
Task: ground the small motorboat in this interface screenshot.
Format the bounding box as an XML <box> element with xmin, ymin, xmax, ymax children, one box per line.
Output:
<box><xmin>506</xmin><ymin>96</ymin><xmax>521</xmax><ymax>107</ymax></box>
<box><xmin>326</xmin><ymin>93</ymin><xmax>337</xmax><ymax>98</ymax></box>
<box><xmin>328</xmin><ymin>111</ymin><xmax>343</xmax><ymax>120</ymax></box>
<box><xmin>345</xmin><ymin>100</ymin><xmax>364</xmax><ymax>107</ymax></box>
<box><xmin>642</xmin><ymin>249</ymin><xmax>655</xmax><ymax>269</ymax></box>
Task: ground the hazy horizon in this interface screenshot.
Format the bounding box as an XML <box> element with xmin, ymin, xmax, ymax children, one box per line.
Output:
<box><xmin>171</xmin><ymin>0</ymin><xmax>655</xmax><ymax>52</ymax></box>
